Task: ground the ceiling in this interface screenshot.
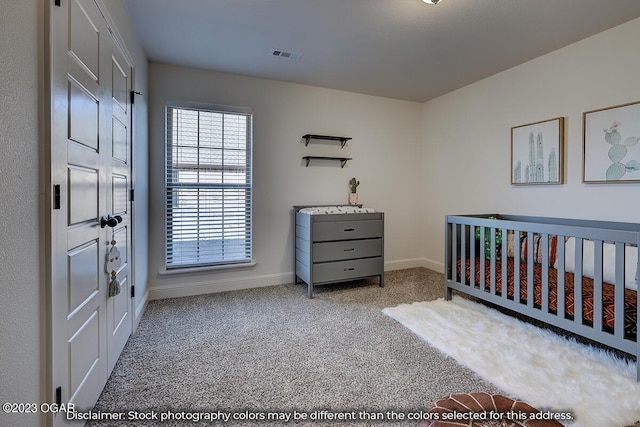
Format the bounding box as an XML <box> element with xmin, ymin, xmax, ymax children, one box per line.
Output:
<box><xmin>124</xmin><ymin>0</ymin><xmax>640</xmax><ymax>102</ymax></box>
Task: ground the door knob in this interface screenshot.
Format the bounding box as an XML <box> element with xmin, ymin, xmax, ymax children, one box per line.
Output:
<box><xmin>100</xmin><ymin>216</ymin><xmax>117</xmax><ymax>228</ymax></box>
<box><xmin>100</xmin><ymin>215</ymin><xmax>122</xmax><ymax>228</ymax></box>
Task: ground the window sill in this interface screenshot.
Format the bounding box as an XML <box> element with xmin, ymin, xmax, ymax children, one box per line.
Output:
<box><xmin>159</xmin><ymin>261</ymin><xmax>256</xmax><ymax>276</ymax></box>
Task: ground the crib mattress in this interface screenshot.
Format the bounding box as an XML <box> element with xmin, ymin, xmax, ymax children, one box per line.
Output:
<box><xmin>458</xmin><ymin>257</ymin><xmax>637</xmax><ymax>340</ymax></box>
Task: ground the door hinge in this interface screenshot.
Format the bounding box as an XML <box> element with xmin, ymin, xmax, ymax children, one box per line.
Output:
<box><xmin>130</xmin><ymin>91</ymin><xmax>141</xmax><ymax>105</ymax></box>
<box><xmin>131</xmin><ymin>285</ymin><xmax>135</xmax><ymax>298</ymax></box>
<box><xmin>55</xmin><ymin>386</ymin><xmax>62</xmax><ymax>406</ymax></box>
<box><xmin>54</xmin><ymin>0</ymin><xmax>61</xmax><ymax>6</ymax></box>
<box><xmin>53</xmin><ymin>185</ymin><xmax>61</xmax><ymax>210</ymax></box>
<box><xmin>129</xmin><ymin>189</ymin><xmax>135</xmax><ymax>202</ymax></box>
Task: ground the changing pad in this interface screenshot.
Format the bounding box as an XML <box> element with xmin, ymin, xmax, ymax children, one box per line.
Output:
<box><xmin>298</xmin><ymin>206</ymin><xmax>377</xmax><ymax>215</ymax></box>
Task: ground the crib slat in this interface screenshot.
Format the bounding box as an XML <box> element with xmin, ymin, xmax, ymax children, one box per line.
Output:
<box><xmin>460</xmin><ymin>225</ymin><xmax>465</xmax><ymax>285</ymax></box>
<box><xmin>574</xmin><ymin>238</ymin><xmax>583</xmax><ymax>327</ymax></box>
<box><xmin>593</xmin><ymin>240</ymin><xmax>603</xmax><ymax>332</ymax></box>
<box><xmin>614</xmin><ymin>242</ymin><xmax>625</xmax><ymax>339</ymax></box>
<box><xmin>501</xmin><ymin>229</ymin><xmax>507</xmax><ymax>299</ymax></box>
<box><xmin>480</xmin><ymin>226</ymin><xmax>486</xmax><ymax>292</ymax></box>
<box><xmin>470</xmin><ymin>226</ymin><xmax>476</xmax><ymax>289</ymax></box>
<box><xmin>445</xmin><ymin>221</ymin><xmax>451</xmax><ymax>282</ymax></box>
<box><xmin>514</xmin><ymin>230</ymin><xmax>521</xmax><ymax>303</ymax></box>
<box><xmin>527</xmin><ymin>231</ymin><xmax>534</xmax><ymax>309</ymax></box>
<box><xmin>452</xmin><ymin>224</ymin><xmax>458</xmax><ymax>283</ymax></box>
<box><xmin>541</xmin><ymin>233</ymin><xmax>549</xmax><ymax>314</ymax></box>
<box><xmin>445</xmin><ymin>220</ymin><xmax>453</xmax><ymax>300</ymax></box>
<box><xmin>556</xmin><ymin>237</ymin><xmax>566</xmax><ymax>320</ymax></box>
<box><xmin>490</xmin><ymin>227</ymin><xmax>496</xmax><ymax>295</ymax></box>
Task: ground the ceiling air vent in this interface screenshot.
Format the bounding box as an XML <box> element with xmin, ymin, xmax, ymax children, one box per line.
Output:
<box><xmin>270</xmin><ymin>49</ymin><xmax>303</xmax><ymax>62</ymax></box>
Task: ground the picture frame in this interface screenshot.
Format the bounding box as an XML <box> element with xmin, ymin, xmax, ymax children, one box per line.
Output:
<box><xmin>583</xmin><ymin>101</ymin><xmax>640</xmax><ymax>183</ymax></box>
<box><xmin>511</xmin><ymin>117</ymin><xmax>564</xmax><ymax>185</ymax></box>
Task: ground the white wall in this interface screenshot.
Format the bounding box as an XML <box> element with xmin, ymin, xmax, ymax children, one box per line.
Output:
<box><xmin>0</xmin><ymin>0</ymin><xmax>42</xmax><ymax>425</ymax></box>
<box><xmin>148</xmin><ymin>63</ymin><xmax>424</xmax><ymax>298</ymax></box>
<box><xmin>421</xmin><ymin>17</ymin><xmax>640</xmax><ymax>270</ymax></box>
<box><xmin>0</xmin><ymin>2</ymin><xmax>147</xmax><ymax>426</ymax></box>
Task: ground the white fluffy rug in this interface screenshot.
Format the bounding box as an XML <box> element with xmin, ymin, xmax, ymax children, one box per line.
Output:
<box><xmin>383</xmin><ymin>296</ymin><xmax>640</xmax><ymax>427</ymax></box>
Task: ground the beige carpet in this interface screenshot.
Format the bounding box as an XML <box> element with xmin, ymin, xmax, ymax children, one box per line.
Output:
<box><xmin>90</xmin><ymin>268</ymin><xmax>502</xmax><ymax>426</ymax></box>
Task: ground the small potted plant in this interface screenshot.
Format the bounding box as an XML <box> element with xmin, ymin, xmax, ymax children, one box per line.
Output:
<box><xmin>348</xmin><ymin>177</ymin><xmax>360</xmax><ymax>205</ymax></box>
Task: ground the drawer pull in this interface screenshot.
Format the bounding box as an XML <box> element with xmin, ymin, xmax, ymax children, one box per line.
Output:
<box><xmin>343</xmin><ymin>228</ymin><xmax>355</xmax><ymax>232</ymax></box>
<box><xmin>343</xmin><ymin>248</ymin><xmax>355</xmax><ymax>252</ymax></box>
<box><xmin>344</xmin><ymin>267</ymin><xmax>355</xmax><ymax>272</ymax></box>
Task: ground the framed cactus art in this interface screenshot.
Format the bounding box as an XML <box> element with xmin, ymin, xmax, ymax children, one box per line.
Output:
<box><xmin>511</xmin><ymin>117</ymin><xmax>564</xmax><ymax>185</ymax></box>
<box><xmin>583</xmin><ymin>100</ymin><xmax>640</xmax><ymax>183</ymax></box>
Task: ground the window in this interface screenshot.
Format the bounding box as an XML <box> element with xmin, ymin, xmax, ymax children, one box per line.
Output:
<box><xmin>165</xmin><ymin>103</ymin><xmax>252</xmax><ymax>269</ymax></box>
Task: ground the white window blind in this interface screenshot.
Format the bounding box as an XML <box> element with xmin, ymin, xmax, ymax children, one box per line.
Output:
<box><xmin>165</xmin><ymin>104</ymin><xmax>252</xmax><ymax>269</ymax></box>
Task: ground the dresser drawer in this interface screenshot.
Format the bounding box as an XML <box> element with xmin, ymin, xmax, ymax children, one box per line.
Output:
<box><xmin>313</xmin><ymin>239</ymin><xmax>382</xmax><ymax>262</ymax></box>
<box><xmin>312</xmin><ymin>220</ymin><xmax>383</xmax><ymax>242</ymax></box>
<box><xmin>312</xmin><ymin>257</ymin><xmax>383</xmax><ymax>284</ymax></box>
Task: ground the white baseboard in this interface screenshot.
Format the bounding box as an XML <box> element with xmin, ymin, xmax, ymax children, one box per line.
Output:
<box><xmin>149</xmin><ymin>260</ymin><xmax>446</xmax><ymax>301</ymax></box>
<box><xmin>385</xmin><ymin>258</ymin><xmax>444</xmax><ymax>273</ymax></box>
<box><xmin>133</xmin><ymin>289</ymin><xmax>149</xmax><ymax>332</ymax></box>
<box><xmin>420</xmin><ymin>258</ymin><xmax>445</xmax><ymax>274</ymax></box>
<box><xmin>149</xmin><ymin>272</ymin><xmax>293</xmax><ymax>300</ymax></box>
<box><xmin>384</xmin><ymin>258</ymin><xmax>423</xmax><ymax>270</ymax></box>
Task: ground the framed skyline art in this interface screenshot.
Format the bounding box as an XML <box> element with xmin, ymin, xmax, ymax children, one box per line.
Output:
<box><xmin>583</xmin><ymin>101</ymin><xmax>640</xmax><ymax>183</ymax></box>
<box><xmin>511</xmin><ymin>117</ymin><xmax>564</xmax><ymax>185</ymax></box>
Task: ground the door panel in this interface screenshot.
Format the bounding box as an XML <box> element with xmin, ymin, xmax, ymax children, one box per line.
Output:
<box><xmin>64</xmin><ymin>14</ymin><xmax>107</xmax><ymax>416</ymax></box>
<box><xmin>69</xmin><ymin>311</ymin><xmax>100</xmax><ymax>393</ymax></box>
<box><xmin>113</xmin><ymin>227</ymin><xmax>128</xmax><ymax>264</ymax></box>
<box><xmin>69</xmin><ymin>0</ymin><xmax>99</xmax><ymax>81</ymax></box>
<box><xmin>112</xmin><ymin>118</ymin><xmax>128</xmax><ymax>162</ymax></box>
<box><xmin>63</xmin><ymin>0</ymin><xmax>107</xmax><ymax>410</ymax></box>
<box><xmin>111</xmin><ymin>56</ymin><xmax>128</xmax><ymax>113</ymax></box>
<box><xmin>50</xmin><ymin>0</ymin><xmax>133</xmax><ymax>422</ymax></box>
<box><xmin>112</xmin><ymin>174</ymin><xmax>128</xmax><ymax>215</ymax></box>
<box><xmin>68</xmin><ymin>166</ymin><xmax>99</xmax><ymax>225</ymax></box>
<box><xmin>68</xmin><ymin>79</ymin><xmax>99</xmax><ymax>150</ymax></box>
<box><xmin>68</xmin><ymin>309</ymin><xmax>101</xmax><ymax>411</ymax></box>
<box><xmin>68</xmin><ymin>241</ymin><xmax>99</xmax><ymax>314</ymax></box>
<box><xmin>106</xmin><ymin>20</ymin><xmax>132</xmax><ymax>375</ymax></box>
<box><xmin>111</xmin><ymin>275</ymin><xmax>129</xmax><ymax>333</ymax></box>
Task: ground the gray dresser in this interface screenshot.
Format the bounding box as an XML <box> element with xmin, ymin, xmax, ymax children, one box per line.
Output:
<box><xmin>294</xmin><ymin>206</ymin><xmax>384</xmax><ymax>298</ymax></box>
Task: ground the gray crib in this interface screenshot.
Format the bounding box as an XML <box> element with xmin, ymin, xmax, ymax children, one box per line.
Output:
<box><xmin>444</xmin><ymin>214</ymin><xmax>640</xmax><ymax>381</ymax></box>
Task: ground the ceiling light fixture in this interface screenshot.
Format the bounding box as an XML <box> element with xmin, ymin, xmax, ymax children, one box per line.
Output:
<box><xmin>422</xmin><ymin>0</ymin><xmax>443</xmax><ymax>4</ymax></box>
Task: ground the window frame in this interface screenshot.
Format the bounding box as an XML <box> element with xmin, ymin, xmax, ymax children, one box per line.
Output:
<box><xmin>164</xmin><ymin>101</ymin><xmax>254</xmax><ymax>271</ymax></box>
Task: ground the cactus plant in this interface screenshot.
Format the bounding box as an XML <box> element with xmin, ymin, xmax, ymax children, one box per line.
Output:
<box><xmin>603</xmin><ymin>121</ymin><xmax>640</xmax><ymax>180</ymax></box>
<box><xmin>475</xmin><ymin>217</ymin><xmax>503</xmax><ymax>259</ymax></box>
<box><xmin>348</xmin><ymin>177</ymin><xmax>360</xmax><ymax>193</ymax></box>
